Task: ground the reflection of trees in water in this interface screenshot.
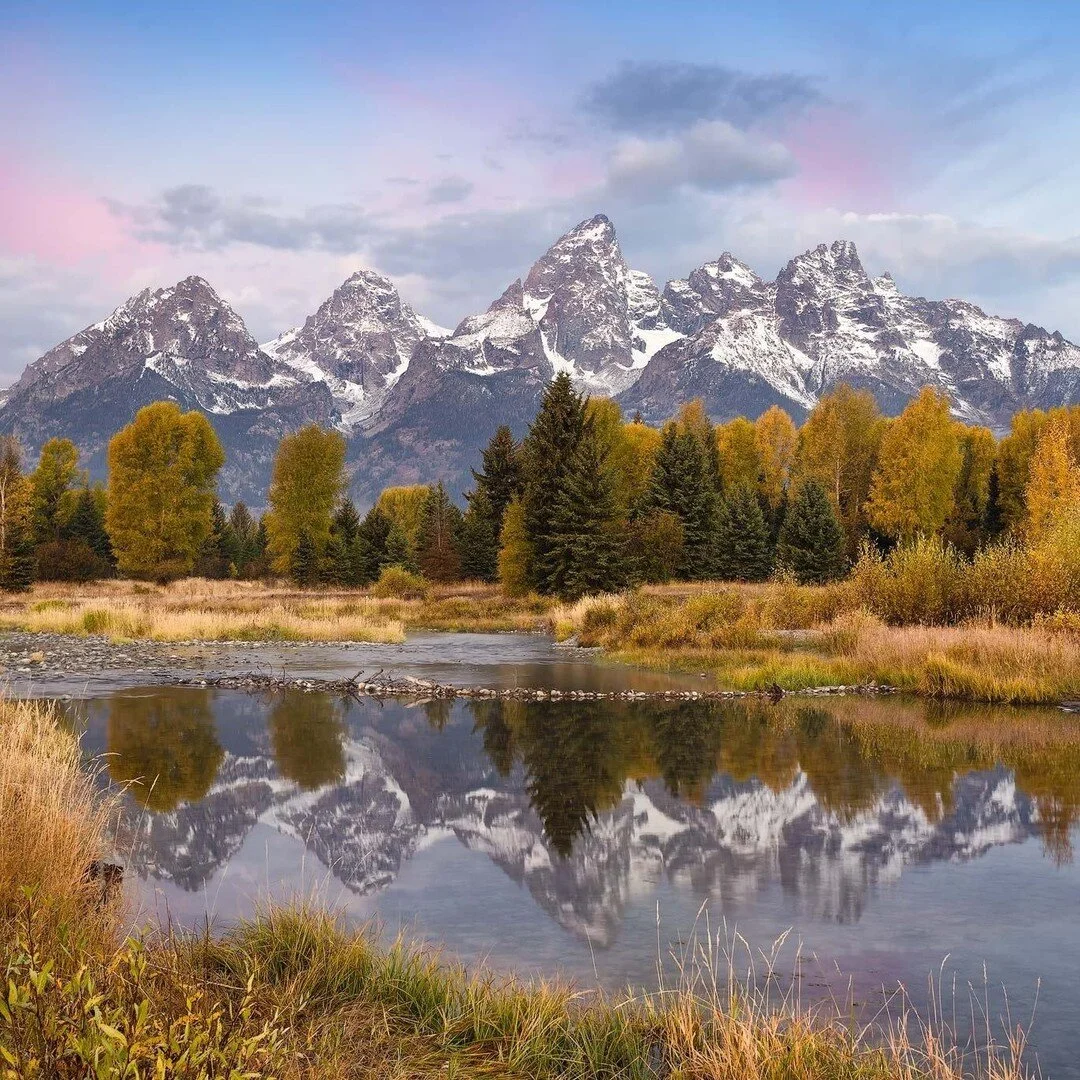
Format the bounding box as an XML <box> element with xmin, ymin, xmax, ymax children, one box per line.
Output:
<box><xmin>469</xmin><ymin>695</ymin><xmax>1080</xmax><ymax>865</ymax></box>
<box><xmin>107</xmin><ymin>690</ymin><xmax>223</xmax><ymax>811</ymax></box>
<box><xmin>268</xmin><ymin>693</ymin><xmax>346</xmax><ymax>791</ymax></box>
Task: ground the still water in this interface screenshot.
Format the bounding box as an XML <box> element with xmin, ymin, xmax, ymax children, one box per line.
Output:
<box><xmin>55</xmin><ymin>635</ymin><xmax>1080</xmax><ymax>1076</ymax></box>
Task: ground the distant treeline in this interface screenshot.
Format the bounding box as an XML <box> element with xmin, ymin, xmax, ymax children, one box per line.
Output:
<box><xmin>0</xmin><ymin>380</ymin><xmax>1076</xmax><ymax>598</ymax></box>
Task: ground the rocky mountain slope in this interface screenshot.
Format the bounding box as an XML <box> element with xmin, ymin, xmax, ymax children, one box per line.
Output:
<box><xmin>3</xmin><ymin>220</ymin><xmax>1078</xmax><ymax>504</ymax></box>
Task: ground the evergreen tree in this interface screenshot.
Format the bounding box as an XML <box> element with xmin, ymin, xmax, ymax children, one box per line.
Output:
<box><xmin>643</xmin><ymin>424</ymin><xmax>716</xmax><ymax>579</ymax></box>
<box><xmin>983</xmin><ymin>464</ymin><xmax>1006</xmax><ymax>542</ymax></box>
<box><xmin>715</xmin><ymin>483</ymin><xmax>773</xmax><ymax>582</ymax></box>
<box><xmin>545</xmin><ymin>428</ymin><xmax>627</xmax><ymax>600</ymax></box>
<box><xmin>776</xmin><ymin>479</ymin><xmax>847</xmax><ymax>584</ymax></box>
<box><xmin>459</xmin><ymin>487</ymin><xmax>500</xmax><ymax>581</ymax></box>
<box><xmin>194</xmin><ymin>501</ymin><xmax>233</xmax><ymax>578</ymax></box>
<box><xmin>471</xmin><ymin>425</ymin><xmax>521</xmax><ymax>539</ymax></box>
<box><xmin>289</xmin><ymin>530</ymin><xmax>320</xmax><ymax>587</ymax></box>
<box><xmin>327</xmin><ymin>498</ymin><xmax>364</xmax><ymax>585</ymax></box>
<box><xmin>417</xmin><ymin>482</ymin><xmax>463</xmax><ymax>582</ymax></box>
<box><xmin>65</xmin><ymin>486</ymin><xmax>115</xmax><ymax>568</ymax></box>
<box><xmin>227</xmin><ymin>502</ymin><xmax>260</xmax><ymax>577</ymax></box>
<box><xmin>356</xmin><ymin>506</ymin><xmax>392</xmax><ymax>584</ymax></box>
<box><xmin>384</xmin><ymin>521</ymin><xmax>415</xmax><ymax>571</ymax></box>
<box><xmin>520</xmin><ymin>373</ymin><xmax>587</xmax><ymax>593</ymax></box>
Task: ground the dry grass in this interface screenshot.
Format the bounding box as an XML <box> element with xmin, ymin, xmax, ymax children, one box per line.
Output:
<box><xmin>0</xmin><ymin>699</ymin><xmax>1035</xmax><ymax>1078</ymax></box>
<box><xmin>0</xmin><ymin>578</ymin><xmax>552</xmax><ymax>642</ymax></box>
<box><xmin>552</xmin><ymin>588</ymin><xmax>1080</xmax><ymax>704</ymax></box>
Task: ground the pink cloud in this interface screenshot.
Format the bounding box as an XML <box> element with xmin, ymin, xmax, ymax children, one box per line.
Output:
<box><xmin>782</xmin><ymin>107</ymin><xmax>902</xmax><ymax>210</ymax></box>
<box><xmin>0</xmin><ymin>163</ymin><xmax>161</xmax><ymax>271</ymax></box>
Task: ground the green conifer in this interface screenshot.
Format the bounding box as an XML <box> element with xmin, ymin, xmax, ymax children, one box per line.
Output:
<box><xmin>520</xmin><ymin>373</ymin><xmax>587</xmax><ymax>593</ymax></box>
<box><xmin>776</xmin><ymin>479</ymin><xmax>847</xmax><ymax>584</ymax></box>
<box><xmin>357</xmin><ymin>506</ymin><xmax>392</xmax><ymax>584</ymax></box>
<box><xmin>290</xmin><ymin>530</ymin><xmax>320</xmax><ymax>587</ymax></box>
<box><xmin>643</xmin><ymin>424</ymin><xmax>717</xmax><ymax>579</ymax></box>
<box><xmin>459</xmin><ymin>487</ymin><xmax>500</xmax><ymax>581</ymax></box>
<box><xmin>417</xmin><ymin>482</ymin><xmax>463</xmax><ymax>582</ymax></box>
<box><xmin>715</xmin><ymin>483</ymin><xmax>774</xmax><ymax>582</ymax></box>
<box><xmin>545</xmin><ymin>429</ymin><xmax>626</xmax><ymax>600</ymax></box>
<box><xmin>471</xmin><ymin>425</ymin><xmax>521</xmax><ymax>540</ymax></box>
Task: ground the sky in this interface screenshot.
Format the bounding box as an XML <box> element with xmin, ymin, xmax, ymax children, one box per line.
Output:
<box><xmin>3</xmin><ymin>0</ymin><xmax>1080</xmax><ymax>384</ymax></box>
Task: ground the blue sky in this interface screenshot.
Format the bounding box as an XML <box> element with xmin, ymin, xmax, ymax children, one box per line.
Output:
<box><xmin>2</xmin><ymin>0</ymin><xmax>1079</xmax><ymax>380</ymax></box>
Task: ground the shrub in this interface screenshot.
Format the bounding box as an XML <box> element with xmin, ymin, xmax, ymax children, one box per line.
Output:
<box><xmin>372</xmin><ymin>565</ymin><xmax>430</xmax><ymax>601</ymax></box>
<box><xmin>848</xmin><ymin>537</ymin><xmax>966</xmax><ymax>625</ymax></box>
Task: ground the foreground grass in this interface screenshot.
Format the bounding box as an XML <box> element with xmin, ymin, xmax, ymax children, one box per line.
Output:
<box><xmin>0</xmin><ymin>698</ymin><xmax>1032</xmax><ymax>1078</ymax></box>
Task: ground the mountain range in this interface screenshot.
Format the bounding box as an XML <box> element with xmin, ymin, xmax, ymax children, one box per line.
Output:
<box><xmin>4</xmin><ymin>214</ymin><xmax>1078</xmax><ymax>505</ymax></box>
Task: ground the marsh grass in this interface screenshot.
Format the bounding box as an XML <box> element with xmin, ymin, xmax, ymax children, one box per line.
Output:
<box><xmin>553</xmin><ymin>590</ymin><xmax>1080</xmax><ymax>704</ymax></box>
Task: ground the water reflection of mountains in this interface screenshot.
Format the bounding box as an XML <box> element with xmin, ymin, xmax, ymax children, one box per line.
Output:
<box><xmin>87</xmin><ymin>690</ymin><xmax>1080</xmax><ymax>944</ymax></box>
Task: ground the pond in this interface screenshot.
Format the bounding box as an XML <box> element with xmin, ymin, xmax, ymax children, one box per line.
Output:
<box><xmin>49</xmin><ymin>633</ymin><xmax>1080</xmax><ymax>1077</ymax></box>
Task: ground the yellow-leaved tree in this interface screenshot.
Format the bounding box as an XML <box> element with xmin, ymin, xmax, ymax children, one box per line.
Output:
<box><xmin>994</xmin><ymin>408</ymin><xmax>1048</xmax><ymax>533</ymax></box>
<box><xmin>105</xmin><ymin>402</ymin><xmax>225</xmax><ymax>581</ymax></box>
<box><xmin>715</xmin><ymin>417</ymin><xmax>761</xmax><ymax>492</ymax></box>
<box><xmin>497</xmin><ymin>497</ymin><xmax>532</xmax><ymax>597</ymax></box>
<box><xmin>0</xmin><ymin>437</ymin><xmax>34</xmax><ymax>591</ymax></box>
<box><xmin>794</xmin><ymin>383</ymin><xmax>884</xmax><ymax>548</ymax></box>
<box><xmin>265</xmin><ymin>423</ymin><xmax>346</xmax><ymax>575</ymax></box>
<box><xmin>865</xmin><ymin>387</ymin><xmax>963</xmax><ymax>541</ymax></box>
<box><xmin>755</xmin><ymin>405</ymin><xmax>798</xmax><ymax>511</ymax></box>
<box><xmin>1025</xmin><ymin>412</ymin><xmax>1080</xmax><ymax>545</ymax></box>
<box><xmin>375</xmin><ymin>485</ymin><xmax>430</xmax><ymax>559</ymax></box>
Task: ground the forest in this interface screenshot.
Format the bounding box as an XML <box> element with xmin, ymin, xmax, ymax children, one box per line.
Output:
<box><xmin>0</xmin><ymin>377</ymin><xmax>1076</xmax><ymax>625</ymax></box>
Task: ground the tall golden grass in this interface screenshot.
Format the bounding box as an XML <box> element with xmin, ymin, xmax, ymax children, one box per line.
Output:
<box><xmin>0</xmin><ymin>699</ymin><xmax>1033</xmax><ymax>1078</ymax></box>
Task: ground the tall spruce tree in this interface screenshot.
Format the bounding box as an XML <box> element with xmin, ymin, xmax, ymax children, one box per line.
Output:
<box><xmin>776</xmin><ymin>479</ymin><xmax>847</xmax><ymax>584</ymax></box>
<box><xmin>417</xmin><ymin>482</ymin><xmax>463</xmax><ymax>582</ymax></box>
<box><xmin>327</xmin><ymin>498</ymin><xmax>364</xmax><ymax>585</ymax></box>
<box><xmin>520</xmin><ymin>373</ymin><xmax>588</xmax><ymax>593</ymax></box>
<box><xmin>356</xmin><ymin>506</ymin><xmax>392</xmax><ymax>584</ymax></box>
<box><xmin>714</xmin><ymin>483</ymin><xmax>773</xmax><ymax>582</ymax></box>
<box><xmin>459</xmin><ymin>487</ymin><xmax>500</xmax><ymax>581</ymax></box>
<box><xmin>290</xmin><ymin>530</ymin><xmax>320</xmax><ymax>587</ymax></box>
<box><xmin>471</xmin><ymin>425</ymin><xmax>521</xmax><ymax>540</ymax></box>
<box><xmin>643</xmin><ymin>424</ymin><xmax>717</xmax><ymax>579</ymax></box>
<box><xmin>227</xmin><ymin>502</ymin><xmax>260</xmax><ymax>578</ymax></box>
<box><xmin>544</xmin><ymin>428</ymin><xmax>626</xmax><ymax>600</ymax></box>
<box><xmin>194</xmin><ymin>500</ymin><xmax>233</xmax><ymax>578</ymax></box>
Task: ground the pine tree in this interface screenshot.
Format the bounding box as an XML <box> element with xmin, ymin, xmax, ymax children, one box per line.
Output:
<box><xmin>384</xmin><ymin>521</ymin><xmax>414</xmax><ymax>570</ymax></box>
<box><xmin>776</xmin><ymin>479</ymin><xmax>847</xmax><ymax>584</ymax></box>
<box><xmin>357</xmin><ymin>506</ymin><xmax>392</xmax><ymax>584</ymax></box>
<box><xmin>520</xmin><ymin>373</ymin><xmax>587</xmax><ymax>593</ymax></box>
<box><xmin>471</xmin><ymin>425</ymin><xmax>521</xmax><ymax>540</ymax></box>
<box><xmin>545</xmin><ymin>429</ymin><xmax>626</xmax><ymax>600</ymax></box>
<box><xmin>459</xmin><ymin>487</ymin><xmax>500</xmax><ymax>581</ymax></box>
<box><xmin>983</xmin><ymin>464</ymin><xmax>1006</xmax><ymax>542</ymax></box>
<box><xmin>715</xmin><ymin>483</ymin><xmax>773</xmax><ymax>582</ymax></box>
<box><xmin>65</xmin><ymin>486</ymin><xmax>115</xmax><ymax>568</ymax></box>
<box><xmin>643</xmin><ymin>424</ymin><xmax>716</xmax><ymax>579</ymax></box>
<box><xmin>194</xmin><ymin>501</ymin><xmax>233</xmax><ymax>578</ymax></box>
<box><xmin>417</xmin><ymin>482</ymin><xmax>463</xmax><ymax>582</ymax></box>
<box><xmin>327</xmin><ymin>498</ymin><xmax>364</xmax><ymax>585</ymax></box>
<box><xmin>227</xmin><ymin>502</ymin><xmax>260</xmax><ymax>577</ymax></box>
<box><xmin>290</xmin><ymin>530</ymin><xmax>320</xmax><ymax>587</ymax></box>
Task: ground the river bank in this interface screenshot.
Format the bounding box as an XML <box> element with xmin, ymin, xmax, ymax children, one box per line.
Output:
<box><xmin>0</xmin><ymin>578</ymin><xmax>1076</xmax><ymax>704</ymax></box>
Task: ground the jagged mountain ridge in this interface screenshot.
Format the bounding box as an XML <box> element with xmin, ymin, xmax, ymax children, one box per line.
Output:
<box><xmin>3</xmin><ymin>219</ymin><xmax>1079</xmax><ymax>504</ymax></box>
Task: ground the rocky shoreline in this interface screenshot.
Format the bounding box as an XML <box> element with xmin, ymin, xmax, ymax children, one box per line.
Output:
<box><xmin>182</xmin><ymin>669</ymin><xmax>900</xmax><ymax>702</ymax></box>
